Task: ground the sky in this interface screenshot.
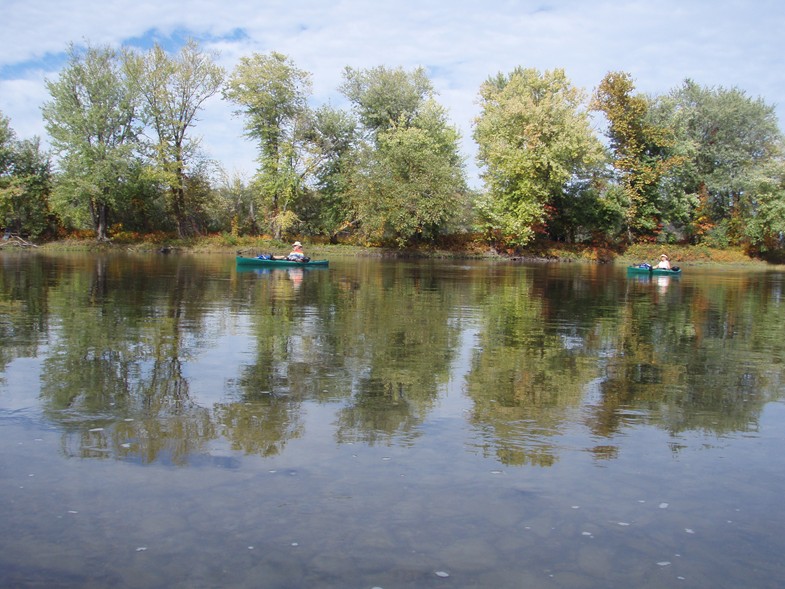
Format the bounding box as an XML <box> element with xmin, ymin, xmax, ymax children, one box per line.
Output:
<box><xmin>2</xmin><ymin>0</ymin><xmax>784</xmax><ymax>187</ymax></box>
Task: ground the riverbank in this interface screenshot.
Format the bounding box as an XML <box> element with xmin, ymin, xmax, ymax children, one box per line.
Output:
<box><xmin>15</xmin><ymin>234</ymin><xmax>774</xmax><ymax>266</ymax></box>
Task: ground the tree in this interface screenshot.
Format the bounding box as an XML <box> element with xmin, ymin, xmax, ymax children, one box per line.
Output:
<box><xmin>0</xmin><ymin>113</ymin><xmax>13</xmax><ymax>174</ymax></box>
<box><xmin>298</xmin><ymin>104</ymin><xmax>359</xmax><ymax>241</ymax></box>
<box><xmin>1</xmin><ymin>136</ymin><xmax>53</xmax><ymax>238</ymax></box>
<box><xmin>649</xmin><ymin>79</ymin><xmax>783</xmax><ymax>245</ymax></box>
<box><xmin>132</xmin><ymin>39</ymin><xmax>224</xmax><ymax>238</ymax></box>
<box><xmin>473</xmin><ymin>67</ymin><xmax>604</xmax><ymax>246</ymax></box>
<box><xmin>741</xmin><ymin>159</ymin><xmax>785</xmax><ymax>254</ymax></box>
<box><xmin>223</xmin><ymin>52</ymin><xmax>312</xmax><ymax>238</ymax></box>
<box><xmin>211</xmin><ymin>169</ymin><xmax>257</xmax><ymax>235</ymax></box>
<box><xmin>340</xmin><ymin>66</ymin><xmax>468</xmax><ymax>246</ymax></box>
<box><xmin>591</xmin><ymin>71</ymin><xmax>679</xmax><ymax>242</ymax></box>
<box><xmin>42</xmin><ymin>43</ymin><xmax>140</xmax><ymax>240</ymax></box>
<box><xmin>340</xmin><ymin>65</ymin><xmax>433</xmax><ymax>135</ymax></box>
<box><xmin>0</xmin><ymin>113</ymin><xmax>28</xmax><ymax>232</ymax></box>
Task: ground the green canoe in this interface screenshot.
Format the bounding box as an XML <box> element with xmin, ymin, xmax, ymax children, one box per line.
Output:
<box><xmin>236</xmin><ymin>256</ymin><xmax>329</xmax><ymax>268</ymax></box>
<box><xmin>626</xmin><ymin>265</ymin><xmax>681</xmax><ymax>276</ymax></box>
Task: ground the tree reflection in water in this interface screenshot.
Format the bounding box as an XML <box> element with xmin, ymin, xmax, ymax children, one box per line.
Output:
<box><xmin>0</xmin><ymin>254</ymin><xmax>781</xmax><ymax>467</ymax></box>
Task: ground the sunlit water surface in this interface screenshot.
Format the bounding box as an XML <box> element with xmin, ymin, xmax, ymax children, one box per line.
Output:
<box><xmin>1</xmin><ymin>252</ymin><xmax>784</xmax><ymax>588</ymax></box>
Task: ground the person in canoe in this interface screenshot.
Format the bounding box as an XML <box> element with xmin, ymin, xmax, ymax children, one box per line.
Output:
<box><xmin>256</xmin><ymin>241</ymin><xmax>308</xmax><ymax>262</ymax></box>
<box><xmin>655</xmin><ymin>254</ymin><xmax>671</xmax><ymax>270</ymax></box>
<box><xmin>286</xmin><ymin>241</ymin><xmax>309</xmax><ymax>262</ymax></box>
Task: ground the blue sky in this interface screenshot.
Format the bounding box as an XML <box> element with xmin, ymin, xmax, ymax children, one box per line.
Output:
<box><xmin>2</xmin><ymin>0</ymin><xmax>784</xmax><ymax>186</ymax></box>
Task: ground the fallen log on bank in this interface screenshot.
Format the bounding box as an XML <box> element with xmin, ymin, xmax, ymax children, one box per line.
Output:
<box><xmin>0</xmin><ymin>235</ymin><xmax>38</xmax><ymax>248</ymax></box>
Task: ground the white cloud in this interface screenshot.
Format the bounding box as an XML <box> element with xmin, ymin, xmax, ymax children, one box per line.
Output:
<box><xmin>2</xmin><ymin>0</ymin><xmax>784</xmax><ymax>187</ymax></box>
<box><xmin>0</xmin><ymin>72</ymin><xmax>53</xmax><ymax>140</ymax></box>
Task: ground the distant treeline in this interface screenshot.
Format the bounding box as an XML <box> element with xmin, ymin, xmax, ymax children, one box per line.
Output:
<box><xmin>1</xmin><ymin>39</ymin><xmax>783</xmax><ymax>254</ymax></box>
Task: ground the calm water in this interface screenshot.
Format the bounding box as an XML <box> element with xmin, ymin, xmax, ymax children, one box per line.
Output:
<box><xmin>1</xmin><ymin>252</ymin><xmax>784</xmax><ymax>588</ymax></box>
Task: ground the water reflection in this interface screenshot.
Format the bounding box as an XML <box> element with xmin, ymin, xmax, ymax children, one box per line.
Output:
<box><xmin>3</xmin><ymin>253</ymin><xmax>785</xmax><ymax>588</ymax></box>
<box><xmin>0</xmin><ymin>254</ymin><xmax>783</xmax><ymax>465</ymax></box>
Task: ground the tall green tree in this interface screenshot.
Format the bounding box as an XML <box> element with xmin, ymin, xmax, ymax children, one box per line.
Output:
<box><xmin>0</xmin><ymin>113</ymin><xmax>13</xmax><ymax>174</ymax></box>
<box><xmin>0</xmin><ymin>113</ymin><xmax>24</xmax><ymax>233</ymax></box>
<box><xmin>42</xmin><ymin>43</ymin><xmax>140</xmax><ymax>240</ymax></box>
<box><xmin>340</xmin><ymin>65</ymin><xmax>433</xmax><ymax>135</ymax></box>
<box><xmin>473</xmin><ymin>67</ymin><xmax>604</xmax><ymax>246</ymax></box>
<box><xmin>223</xmin><ymin>51</ymin><xmax>312</xmax><ymax>238</ymax></box>
<box><xmin>298</xmin><ymin>104</ymin><xmax>359</xmax><ymax>241</ymax></box>
<box><xmin>591</xmin><ymin>71</ymin><xmax>679</xmax><ymax>242</ymax></box>
<box><xmin>2</xmin><ymin>136</ymin><xmax>53</xmax><ymax>238</ymax></box>
<box><xmin>0</xmin><ymin>114</ymin><xmax>52</xmax><ymax>236</ymax></box>
<box><xmin>340</xmin><ymin>66</ymin><xmax>468</xmax><ymax>246</ymax></box>
<box><xmin>741</xmin><ymin>159</ymin><xmax>785</xmax><ymax>254</ymax></box>
<box><xmin>650</xmin><ymin>79</ymin><xmax>783</xmax><ymax>245</ymax></box>
<box><xmin>132</xmin><ymin>39</ymin><xmax>224</xmax><ymax>238</ymax></box>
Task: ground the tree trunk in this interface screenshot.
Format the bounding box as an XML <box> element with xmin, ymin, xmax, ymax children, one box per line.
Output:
<box><xmin>172</xmin><ymin>186</ymin><xmax>188</xmax><ymax>239</ymax></box>
<box><xmin>96</xmin><ymin>203</ymin><xmax>109</xmax><ymax>241</ymax></box>
<box><xmin>90</xmin><ymin>197</ymin><xmax>110</xmax><ymax>241</ymax></box>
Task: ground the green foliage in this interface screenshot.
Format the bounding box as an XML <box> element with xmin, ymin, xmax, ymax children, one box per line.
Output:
<box><xmin>42</xmin><ymin>43</ymin><xmax>141</xmax><ymax>240</ymax></box>
<box><xmin>131</xmin><ymin>40</ymin><xmax>225</xmax><ymax>237</ymax></box>
<box><xmin>0</xmin><ymin>113</ymin><xmax>13</xmax><ymax>172</ymax></box>
<box><xmin>351</xmin><ymin>112</ymin><xmax>467</xmax><ymax>245</ymax></box>
<box><xmin>223</xmin><ymin>52</ymin><xmax>311</xmax><ymax>238</ymax></box>
<box><xmin>474</xmin><ymin>67</ymin><xmax>605</xmax><ymax>246</ymax></box>
<box><xmin>223</xmin><ymin>56</ymin><xmax>309</xmax><ymax>166</ymax></box>
<box><xmin>210</xmin><ymin>170</ymin><xmax>257</xmax><ymax>234</ymax></box>
<box><xmin>341</xmin><ymin>67</ymin><xmax>468</xmax><ymax>246</ymax></box>
<box><xmin>649</xmin><ymin>79</ymin><xmax>784</xmax><ymax>246</ymax></box>
<box><xmin>180</xmin><ymin>157</ymin><xmax>221</xmax><ymax>234</ymax></box>
<box><xmin>271</xmin><ymin>208</ymin><xmax>299</xmax><ymax>238</ymax></box>
<box><xmin>4</xmin><ymin>137</ymin><xmax>54</xmax><ymax>238</ymax></box>
<box><xmin>0</xmin><ymin>114</ymin><xmax>54</xmax><ymax>238</ymax></box>
<box><xmin>251</xmin><ymin>153</ymin><xmax>303</xmax><ymax>236</ymax></box>
<box><xmin>549</xmin><ymin>173</ymin><xmax>621</xmax><ymax>244</ymax></box>
<box><xmin>340</xmin><ymin>65</ymin><xmax>433</xmax><ymax>135</ymax></box>
<box><xmin>591</xmin><ymin>71</ymin><xmax>679</xmax><ymax>242</ymax></box>
<box><xmin>740</xmin><ymin>159</ymin><xmax>785</xmax><ymax>252</ymax></box>
<box><xmin>116</xmin><ymin>161</ymin><xmax>170</xmax><ymax>233</ymax></box>
<box><xmin>25</xmin><ymin>41</ymin><xmax>785</xmax><ymax>254</ymax></box>
<box><xmin>223</xmin><ymin>52</ymin><xmax>311</xmax><ymax>153</ymax></box>
<box><xmin>298</xmin><ymin>105</ymin><xmax>359</xmax><ymax>240</ymax></box>
<box><xmin>702</xmin><ymin>222</ymin><xmax>731</xmax><ymax>249</ymax></box>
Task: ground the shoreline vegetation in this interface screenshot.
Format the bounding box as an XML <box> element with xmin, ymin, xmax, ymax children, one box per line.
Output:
<box><xmin>6</xmin><ymin>233</ymin><xmax>774</xmax><ymax>267</ymax></box>
<box><xmin>4</xmin><ymin>49</ymin><xmax>785</xmax><ymax>266</ymax></box>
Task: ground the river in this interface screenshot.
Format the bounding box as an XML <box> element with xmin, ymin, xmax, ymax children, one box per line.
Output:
<box><xmin>1</xmin><ymin>252</ymin><xmax>784</xmax><ymax>588</ymax></box>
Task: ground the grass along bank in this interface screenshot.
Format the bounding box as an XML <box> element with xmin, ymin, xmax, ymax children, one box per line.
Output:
<box><xmin>24</xmin><ymin>233</ymin><xmax>779</xmax><ymax>267</ymax></box>
<box><xmin>618</xmin><ymin>244</ymin><xmax>766</xmax><ymax>267</ymax></box>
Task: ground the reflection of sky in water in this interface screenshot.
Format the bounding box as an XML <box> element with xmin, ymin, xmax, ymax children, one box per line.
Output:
<box><xmin>0</xmin><ymin>356</ymin><xmax>44</xmax><ymax>412</ymax></box>
<box><xmin>184</xmin><ymin>311</ymin><xmax>256</xmax><ymax>407</ymax></box>
<box><xmin>429</xmin><ymin>325</ymin><xmax>477</xmax><ymax>421</ymax></box>
<box><xmin>2</xmin><ymin>259</ymin><xmax>785</xmax><ymax>587</ymax></box>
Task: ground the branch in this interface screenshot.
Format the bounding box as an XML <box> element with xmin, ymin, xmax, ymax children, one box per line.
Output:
<box><xmin>0</xmin><ymin>234</ymin><xmax>38</xmax><ymax>248</ymax></box>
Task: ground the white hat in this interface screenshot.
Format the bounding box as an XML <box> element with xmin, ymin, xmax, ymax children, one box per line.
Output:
<box><xmin>293</xmin><ymin>241</ymin><xmax>302</xmax><ymax>247</ymax></box>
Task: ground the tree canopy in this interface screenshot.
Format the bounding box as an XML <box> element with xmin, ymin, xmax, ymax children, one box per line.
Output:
<box><xmin>474</xmin><ymin>67</ymin><xmax>604</xmax><ymax>246</ymax></box>
<box><xmin>42</xmin><ymin>43</ymin><xmax>140</xmax><ymax>240</ymax></box>
<box><xmin>341</xmin><ymin>66</ymin><xmax>468</xmax><ymax>246</ymax></box>
<box><xmin>0</xmin><ymin>113</ymin><xmax>53</xmax><ymax>238</ymax></box>
<box><xmin>223</xmin><ymin>51</ymin><xmax>312</xmax><ymax>238</ymax></box>
<box><xmin>590</xmin><ymin>71</ymin><xmax>681</xmax><ymax>242</ymax></box>
<box><xmin>131</xmin><ymin>40</ymin><xmax>225</xmax><ymax>237</ymax></box>
<box><xmin>15</xmin><ymin>38</ymin><xmax>785</xmax><ymax>256</ymax></box>
<box><xmin>649</xmin><ymin>79</ymin><xmax>784</xmax><ymax>247</ymax></box>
